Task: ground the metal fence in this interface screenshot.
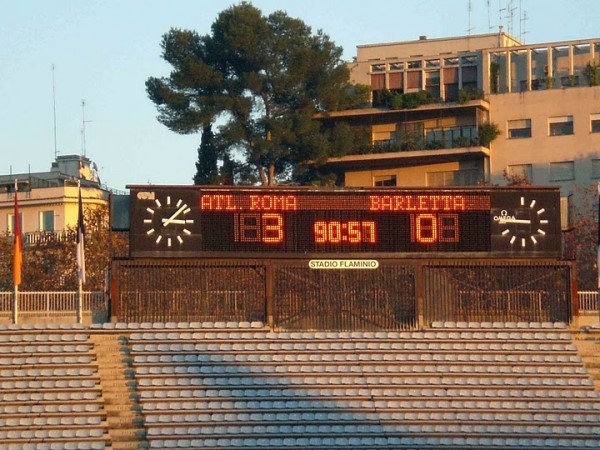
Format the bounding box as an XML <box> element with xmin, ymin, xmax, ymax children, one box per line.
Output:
<box><xmin>111</xmin><ymin>258</ymin><xmax>576</xmax><ymax>330</ymax></box>
<box><xmin>0</xmin><ymin>291</ymin><xmax>107</xmax><ymax>324</ymax></box>
<box><xmin>111</xmin><ymin>259</ymin><xmax>266</xmax><ymax>323</ymax></box>
<box><xmin>272</xmin><ymin>261</ymin><xmax>417</xmax><ymax>330</ymax></box>
<box><xmin>422</xmin><ymin>260</ymin><xmax>574</xmax><ymax>324</ymax></box>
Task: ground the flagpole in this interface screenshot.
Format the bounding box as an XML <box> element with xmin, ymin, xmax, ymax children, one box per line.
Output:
<box><xmin>77</xmin><ymin>279</ymin><xmax>83</xmax><ymax>324</ymax></box>
<box><xmin>12</xmin><ymin>178</ymin><xmax>21</xmax><ymax>325</ymax></box>
<box><xmin>76</xmin><ymin>180</ymin><xmax>85</xmax><ymax>324</ymax></box>
<box><xmin>12</xmin><ymin>285</ymin><xmax>18</xmax><ymax>325</ymax></box>
<box><xmin>595</xmin><ymin>182</ymin><xmax>600</xmax><ymax>323</ymax></box>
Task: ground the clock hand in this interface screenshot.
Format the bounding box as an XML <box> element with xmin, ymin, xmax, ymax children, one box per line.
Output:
<box><xmin>162</xmin><ymin>204</ymin><xmax>188</xmax><ymax>227</ymax></box>
<box><xmin>498</xmin><ymin>218</ymin><xmax>531</xmax><ymax>224</ymax></box>
<box><xmin>160</xmin><ymin>218</ymin><xmax>194</xmax><ymax>225</ymax></box>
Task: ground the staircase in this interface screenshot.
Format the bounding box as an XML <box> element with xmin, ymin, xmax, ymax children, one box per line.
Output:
<box><xmin>91</xmin><ymin>333</ymin><xmax>146</xmax><ymax>450</ymax></box>
<box><xmin>572</xmin><ymin>333</ymin><xmax>600</xmax><ymax>391</ymax></box>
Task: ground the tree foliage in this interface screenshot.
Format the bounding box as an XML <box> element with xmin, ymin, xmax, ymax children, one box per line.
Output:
<box><xmin>0</xmin><ymin>206</ymin><xmax>125</xmax><ymax>292</ymax></box>
<box><xmin>193</xmin><ymin>124</ymin><xmax>221</xmax><ymax>185</ymax></box>
<box><xmin>563</xmin><ymin>183</ymin><xmax>598</xmax><ymax>290</ymax></box>
<box><xmin>146</xmin><ymin>2</ymin><xmax>369</xmax><ymax>185</ymax></box>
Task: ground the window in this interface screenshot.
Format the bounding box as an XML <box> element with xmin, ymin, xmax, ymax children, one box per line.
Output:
<box><xmin>374</xmin><ymin>175</ymin><xmax>397</xmax><ymax>187</ymax></box>
<box><xmin>388</xmin><ymin>72</ymin><xmax>403</xmax><ymax>91</ymax></box>
<box><xmin>548</xmin><ymin>115</ymin><xmax>573</xmax><ymax>136</ymax></box>
<box><xmin>406</xmin><ymin>71</ymin><xmax>422</xmax><ymax>90</ymax></box>
<box><xmin>506</xmin><ymin>164</ymin><xmax>533</xmax><ymax>183</ymax></box>
<box><xmin>592</xmin><ymin>159</ymin><xmax>600</xmax><ymax>178</ymax></box>
<box><xmin>461</xmin><ymin>66</ymin><xmax>478</xmax><ymax>89</ymax></box>
<box><xmin>40</xmin><ymin>210</ymin><xmax>54</xmax><ymax>232</ymax></box>
<box><xmin>426</xmin><ymin>169</ymin><xmax>480</xmax><ymax>186</ymax></box>
<box><xmin>550</xmin><ymin>161</ymin><xmax>575</xmax><ymax>181</ymax></box>
<box><xmin>370</xmin><ymin>73</ymin><xmax>385</xmax><ymax>91</ymax></box>
<box><xmin>591</xmin><ymin>113</ymin><xmax>600</xmax><ymax>133</ymax></box>
<box><xmin>507</xmin><ymin>119</ymin><xmax>532</xmax><ymax>138</ymax></box>
<box><xmin>7</xmin><ymin>213</ymin><xmax>23</xmax><ymax>235</ymax></box>
<box><xmin>461</xmin><ymin>55</ymin><xmax>477</xmax><ymax>65</ymax></box>
<box><xmin>560</xmin><ymin>195</ymin><xmax>573</xmax><ymax>231</ymax></box>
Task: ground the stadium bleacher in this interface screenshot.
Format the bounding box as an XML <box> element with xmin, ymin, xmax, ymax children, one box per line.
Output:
<box><xmin>0</xmin><ymin>328</ymin><xmax>111</xmax><ymax>450</ymax></box>
<box><xmin>1</xmin><ymin>321</ymin><xmax>600</xmax><ymax>449</ymax></box>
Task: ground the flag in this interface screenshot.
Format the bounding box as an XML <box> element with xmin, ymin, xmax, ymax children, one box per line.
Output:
<box><xmin>76</xmin><ymin>184</ymin><xmax>86</xmax><ymax>285</ymax></box>
<box><xmin>13</xmin><ymin>180</ymin><xmax>22</xmax><ymax>286</ymax></box>
<box><xmin>597</xmin><ymin>182</ymin><xmax>600</xmax><ymax>288</ymax></box>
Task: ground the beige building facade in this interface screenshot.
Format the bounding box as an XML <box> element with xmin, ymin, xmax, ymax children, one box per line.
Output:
<box><xmin>322</xmin><ymin>32</ymin><xmax>600</xmax><ymax>218</ymax></box>
<box><xmin>1</xmin><ymin>155</ymin><xmax>109</xmax><ymax>244</ymax></box>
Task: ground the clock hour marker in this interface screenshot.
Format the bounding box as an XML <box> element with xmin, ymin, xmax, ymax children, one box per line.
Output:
<box><xmin>184</xmin><ymin>207</ymin><xmax>191</xmax><ymax>214</ymax></box>
<box><xmin>521</xmin><ymin>238</ymin><xmax>526</xmax><ymax>247</ymax></box>
<box><xmin>185</xmin><ymin>219</ymin><xmax>194</xmax><ymax>224</ymax></box>
<box><xmin>147</xmin><ymin>228</ymin><xmax>155</xmax><ymax>235</ymax></box>
<box><xmin>502</xmin><ymin>229</ymin><xmax>510</xmax><ymax>235</ymax></box>
<box><xmin>167</xmin><ymin>196</ymin><xmax>171</xmax><ymax>205</ymax></box>
<box><xmin>176</xmin><ymin>199</ymin><xmax>182</xmax><ymax>207</ymax></box>
<box><xmin>154</xmin><ymin>199</ymin><xmax>161</xmax><ymax>207</ymax></box>
<box><xmin>540</xmin><ymin>219</ymin><xmax>549</xmax><ymax>224</ymax></box>
<box><xmin>520</xmin><ymin>196</ymin><xmax>525</xmax><ymax>206</ymax></box>
<box><xmin>177</xmin><ymin>236</ymin><xmax>183</xmax><ymax>244</ymax></box>
<box><xmin>529</xmin><ymin>199</ymin><xmax>536</xmax><ymax>208</ymax></box>
<box><xmin>146</xmin><ymin>208</ymin><xmax>154</xmax><ymax>214</ymax></box>
<box><xmin>510</xmin><ymin>236</ymin><xmax>516</xmax><ymax>245</ymax></box>
<box><xmin>167</xmin><ymin>238</ymin><xmax>172</xmax><ymax>247</ymax></box>
<box><xmin>156</xmin><ymin>236</ymin><xmax>162</xmax><ymax>244</ymax></box>
<box><xmin>183</xmin><ymin>229</ymin><xmax>191</xmax><ymax>235</ymax></box>
<box><xmin>143</xmin><ymin>219</ymin><xmax>152</xmax><ymax>223</ymax></box>
<box><xmin>531</xmin><ymin>236</ymin><xmax>538</xmax><ymax>244</ymax></box>
<box><xmin>537</xmin><ymin>229</ymin><xmax>546</xmax><ymax>235</ymax></box>
<box><xmin>537</xmin><ymin>208</ymin><xmax>545</xmax><ymax>215</ymax></box>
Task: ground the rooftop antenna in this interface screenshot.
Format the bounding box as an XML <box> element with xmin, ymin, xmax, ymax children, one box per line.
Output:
<box><xmin>81</xmin><ymin>99</ymin><xmax>92</xmax><ymax>157</ymax></box>
<box><xmin>467</xmin><ymin>0</ymin><xmax>474</xmax><ymax>35</ymax></box>
<box><xmin>520</xmin><ymin>8</ymin><xmax>529</xmax><ymax>43</ymax></box>
<box><xmin>507</xmin><ymin>0</ymin><xmax>517</xmax><ymax>37</ymax></box>
<box><xmin>52</xmin><ymin>64</ymin><xmax>58</xmax><ymax>160</ymax></box>
<box><xmin>498</xmin><ymin>0</ymin><xmax>504</xmax><ymax>32</ymax></box>
<box><xmin>487</xmin><ymin>0</ymin><xmax>492</xmax><ymax>32</ymax></box>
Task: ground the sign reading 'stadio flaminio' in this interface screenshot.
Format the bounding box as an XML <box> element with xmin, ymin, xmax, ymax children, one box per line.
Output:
<box><xmin>127</xmin><ymin>186</ymin><xmax>562</xmax><ymax>258</ymax></box>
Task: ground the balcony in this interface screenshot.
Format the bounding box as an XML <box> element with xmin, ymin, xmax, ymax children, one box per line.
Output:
<box><xmin>373</xmin><ymin>125</ymin><xmax>479</xmax><ymax>153</ymax></box>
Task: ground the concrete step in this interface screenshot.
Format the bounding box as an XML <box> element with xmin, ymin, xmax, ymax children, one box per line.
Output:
<box><xmin>110</xmin><ymin>442</ymin><xmax>142</xmax><ymax>450</ymax></box>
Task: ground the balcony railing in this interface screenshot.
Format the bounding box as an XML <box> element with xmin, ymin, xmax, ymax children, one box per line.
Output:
<box><xmin>373</xmin><ymin>125</ymin><xmax>480</xmax><ymax>153</ymax></box>
<box><xmin>24</xmin><ymin>230</ymin><xmax>73</xmax><ymax>245</ymax></box>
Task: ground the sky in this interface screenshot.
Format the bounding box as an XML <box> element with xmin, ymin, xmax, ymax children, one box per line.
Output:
<box><xmin>2</xmin><ymin>0</ymin><xmax>599</xmax><ymax>191</ymax></box>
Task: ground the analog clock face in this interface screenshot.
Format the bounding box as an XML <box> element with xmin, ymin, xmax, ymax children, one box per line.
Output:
<box><xmin>491</xmin><ymin>192</ymin><xmax>554</xmax><ymax>252</ymax></box>
<box><xmin>143</xmin><ymin>193</ymin><xmax>195</xmax><ymax>248</ymax></box>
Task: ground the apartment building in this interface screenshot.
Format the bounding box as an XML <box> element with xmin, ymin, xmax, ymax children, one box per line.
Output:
<box><xmin>319</xmin><ymin>32</ymin><xmax>600</xmax><ymax>215</ymax></box>
<box><xmin>0</xmin><ymin>154</ymin><xmax>109</xmax><ymax>244</ymax></box>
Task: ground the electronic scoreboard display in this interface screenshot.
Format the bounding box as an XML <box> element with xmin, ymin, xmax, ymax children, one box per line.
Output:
<box><xmin>127</xmin><ymin>186</ymin><xmax>561</xmax><ymax>258</ymax></box>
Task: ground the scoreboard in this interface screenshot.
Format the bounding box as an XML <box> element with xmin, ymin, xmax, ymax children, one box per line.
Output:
<box><xmin>127</xmin><ymin>186</ymin><xmax>561</xmax><ymax>258</ymax></box>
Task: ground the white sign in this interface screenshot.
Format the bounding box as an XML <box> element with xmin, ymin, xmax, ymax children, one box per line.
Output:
<box><xmin>308</xmin><ymin>260</ymin><xmax>379</xmax><ymax>270</ymax></box>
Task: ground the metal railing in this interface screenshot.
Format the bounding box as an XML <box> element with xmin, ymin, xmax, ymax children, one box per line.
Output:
<box><xmin>578</xmin><ymin>291</ymin><xmax>598</xmax><ymax>312</ymax></box>
<box><xmin>0</xmin><ymin>291</ymin><xmax>107</xmax><ymax>324</ymax></box>
<box><xmin>0</xmin><ymin>287</ymin><xmax>593</xmax><ymax>327</ymax></box>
